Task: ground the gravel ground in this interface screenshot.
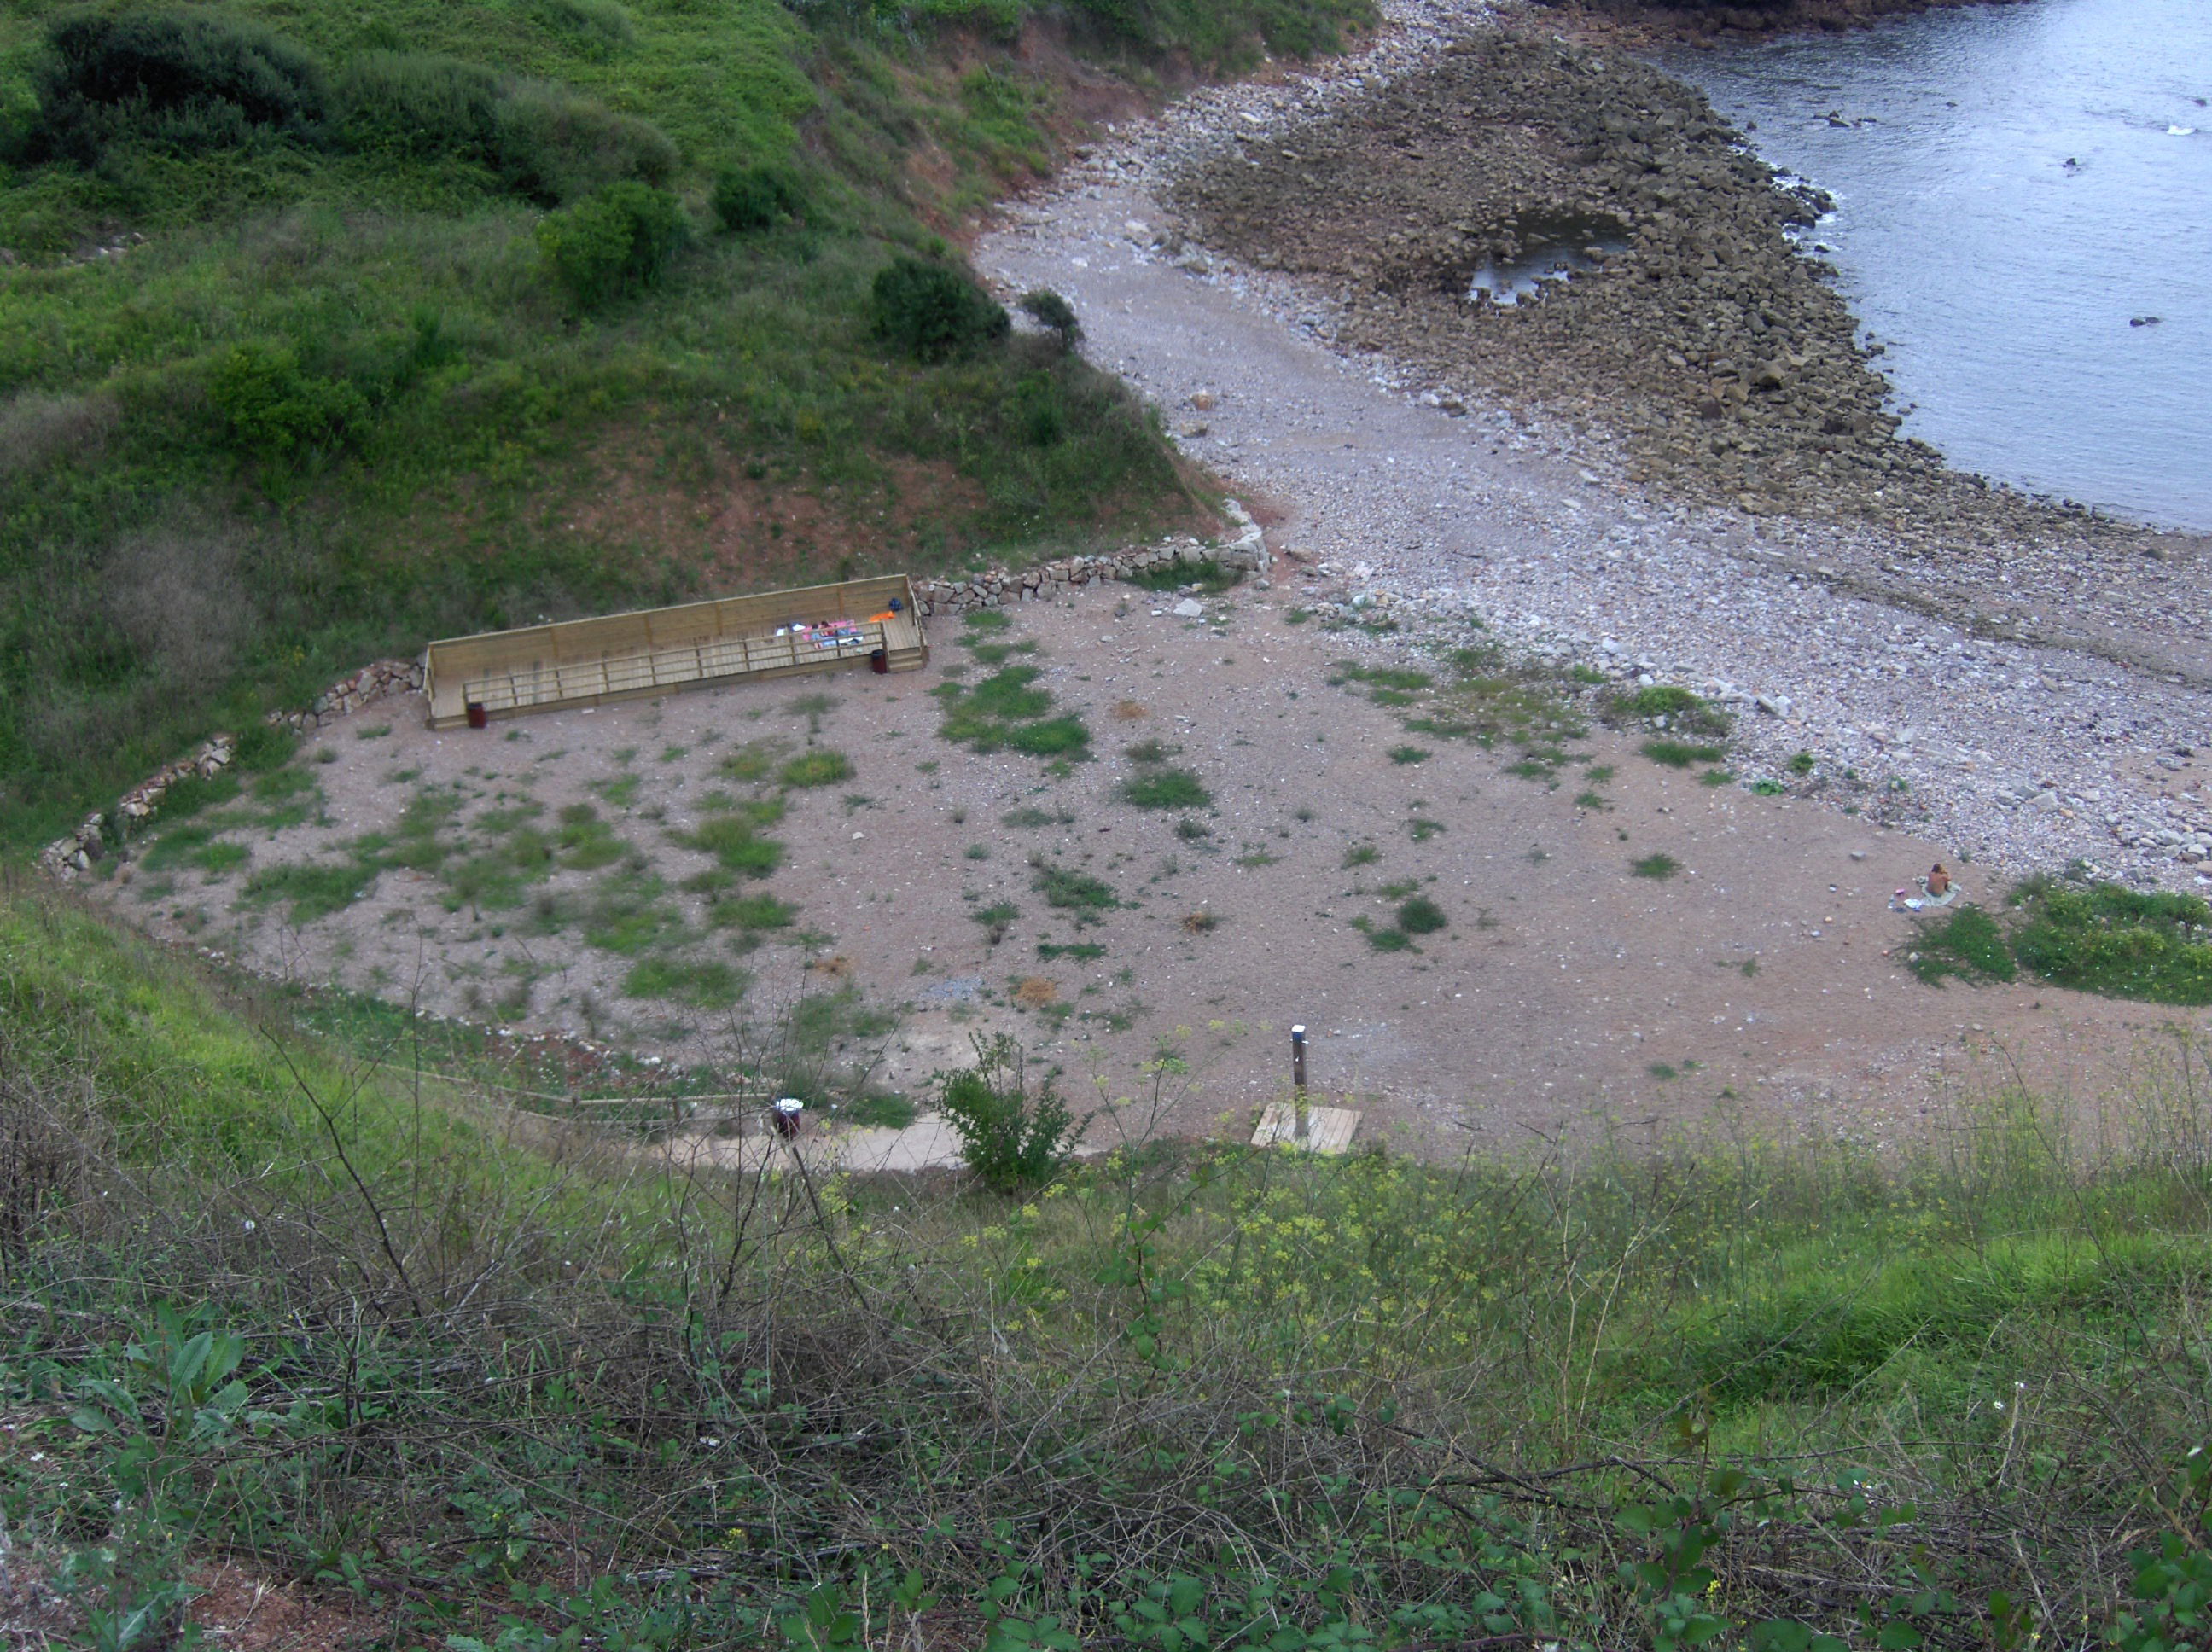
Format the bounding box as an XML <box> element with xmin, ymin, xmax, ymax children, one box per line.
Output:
<box><xmin>97</xmin><ymin>575</ymin><xmax>2182</xmax><ymax>1160</ymax></box>
<box><xmin>975</xmin><ymin>0</ymin><xmax>2212</xmax><ymax>894</ymax></box>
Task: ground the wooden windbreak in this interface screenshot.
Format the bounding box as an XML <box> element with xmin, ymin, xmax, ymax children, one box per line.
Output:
<box><xmin>422</xmin><ymin>574</ymin><xmax>927</xmax><ymax>729</ymax></box>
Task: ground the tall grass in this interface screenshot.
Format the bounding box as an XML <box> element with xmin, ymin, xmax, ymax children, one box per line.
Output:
<box><xmin>4</xmin><ymin>890</ymin><xmax>2211</xmax><ymax>1645</ymax></box>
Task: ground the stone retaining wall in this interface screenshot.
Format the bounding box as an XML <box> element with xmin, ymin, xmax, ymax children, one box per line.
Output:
<box><xmin>914</xmin><ymin>499</ymin><xmax>1266</xmax><ymax>615</ymax></box>
<box><xmin>39</xmin><ymin>658</ymin><xmax>423</xmax><ymax>878</ymax></box>
<box><xmin>265</xmin><ymin>657</ymin><xmax>425</xmax><ymax>735</ymax></box>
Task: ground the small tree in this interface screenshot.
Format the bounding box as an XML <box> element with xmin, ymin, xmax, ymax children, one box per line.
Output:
<box><xmin>937</xmin><ymin>1032</ymin><xmax>1084</xmax><ymax>1195</ymax></box>
<box><xmin>870</xmin><ymin>255</ymin><xmax>1009</xmax><ymax>362</ymax></box>
<box><xmin>1018</xmin><ymin>288</ymin><xmax>1080</xmax><ymax>352</ymax></box>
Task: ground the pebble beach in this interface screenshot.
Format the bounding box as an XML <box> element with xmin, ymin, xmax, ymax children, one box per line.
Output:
<box><xmin>976</xmin><ymin>0</ymin><xmax>2212</xmax><ymax>892</ymax></box>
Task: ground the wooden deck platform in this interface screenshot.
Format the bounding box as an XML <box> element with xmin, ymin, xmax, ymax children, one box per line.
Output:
<box><xmin>1251</xmin><ymin>1102</ymin><xmax>1361</xmax><ymax>1155</ymax></box>
<box><xmin>422</xmin><ymin>574</ymin><xmax>928</xmax><ymax>729</ymax></box>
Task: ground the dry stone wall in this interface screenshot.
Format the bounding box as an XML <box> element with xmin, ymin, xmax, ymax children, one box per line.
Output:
<box><xmin>39</xmin><ymin>658</ymin><xmax>423</xmax><ymax>879</ymax></box>
<box><xmin>915</xmin><ymin>499</ymin><xmax>1266</xmax><ymax>615</ymax></box>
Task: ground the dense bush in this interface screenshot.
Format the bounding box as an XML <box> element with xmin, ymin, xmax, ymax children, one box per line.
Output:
<box><xmin>329</xmin><ymin>50</ymin><xmax>504</xmax><ymax>162</ymax></box>
<box><xmin>713</xmin><ymin>161</ymin><xmax>805</xmax><ymax>230</ymax></box>
<box><xmin>937</xmin><ymin>1032</ymin><xmax>1083</xmax><ymax>1194</ymax></box>
<box><xmin>535</xmin><ymin>182</ymin><xmax>688</xmax><ymax>308</ymax></box>
<box><xmin>870</xmin><ymin>254</ymin><xmax>1010</xmax><ymax>361</ymax></box>
<box><xmin>35</xmin><ymin>7</ymin><xmax>329</xmax><ymax>160</ymax></box>
<box><xmin>489</xmin><ymin>79</ymin><xmax>677</xmax><ymax>203</ymax></box>
<box><xmin>331</xmin><ymin>52</ymin><xmax>675</xmax><ymax>201</ymax></box>
<box><xmin>38</xmin><ymin>14</ymin><xmax>675</xmax><ymax>204</ymax></box>
<box><xmin>207</xmin><ymin>343</ymin><xmax>371</xmax><ymax>459</ymax></box>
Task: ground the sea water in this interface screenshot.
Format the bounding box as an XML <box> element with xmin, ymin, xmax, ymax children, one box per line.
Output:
<box><xmin>1662</xmin><ymin>0</ymin><xmax>2211</xmax><ymax>530</ymax></box>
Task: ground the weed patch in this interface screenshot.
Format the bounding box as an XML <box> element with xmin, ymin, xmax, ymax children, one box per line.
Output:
<box><xmin>1126</xmin><ymin>557</ymin><xmax>1237</xmax><ymax>595</ymax></box>
<box><xmin>779</xmin><ymin>749</ymin><xmax>853</xmax><ymax>788</ymax></box>
<box><xmin>622</xmin><ymin>956</ymin><xmax>747</xmax><ymax>1009</ymax></box>
<box><xmin>1610</xmin><ymin>683</ymin><xmax>1733</xmax><ymax>736</ymax></box>
<box><xmin>1642</xmin><ymin>740</ymin><xmax>1727</xmax><ymax>769</ymax></box>
<box><xmin>708</xmin><ymin>893</ymin><xmax>796</xmax><ymax>932</ymax></box>
<box><xmin>242</xmin><ymin>858</ymin><xmax>378</xmax><ymax>922</ymax></box>
<box><xmin>1121</xmin><ymin>765</ymin><xmax>1211</xmax><ymax>810</ymax></box>
<box><xmin>679</xmin><ymin>814</ymin><xmax>783</xmax><ymax>878</ymax></box>
<box><xmin>1033</xmin><ymin>862</ymin><xmax>1118</xmax><ymax>925</ymax></box>
<box><xmin>1631</xmin><ymin>852</ymin><xmax>1681</xmax><ymax>881</ymax></box>
<box><xmin>1905</xmin><ymin>881</ymin><xmax>2212</xmax><ymax>1003</ymax></box>
<box><xmin>937</xmin><ymin>666</ymin><xmax>1090</xmax><ymax>761</ymax></box>
<box><xmin>1036</xmin><ymin>940</ymin><xmax>1104</xmax><ymax>962</ymax></box>
<box><xmin>1397</xmin><ymin>895</ymin><xmax>1447</xmax><ymax>934</ymax></box>
<box><xmin>1906</xmin><ymin>906</ymin><xmax>2017</xmax><ymax>986</ymax></box>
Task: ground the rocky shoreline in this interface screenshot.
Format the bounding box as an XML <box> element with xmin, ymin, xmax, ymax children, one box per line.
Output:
<box><xmin>1531</xmin><ymin>0</ymin><xmax>2034</xmax><ymax>43</ymax></box>
<box><xmin>978</xmin><ymin>0</ymin><xmax>2212</xmax><ymax>890</ymax></box>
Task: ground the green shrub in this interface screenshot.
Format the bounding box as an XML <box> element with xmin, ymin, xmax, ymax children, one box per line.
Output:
<box><xmin>937</xmin><ymin>1032</ymin><xmax>1082</xmax><ymax>1195</ymax></box>
<box><xmin>207</xmin><ymin>344</ymin><xmax>370</xmax><ymax>459</ymax></box>
<box><xmin>714</xmin><ymin>162</ymin><xmax>806</xmax><ymax>230</ymax></box>
<box><xmin>329</xmin><ymin>54</ymin><xmax>673</xmax><ymax>201</ymax></box>
<box><xmin>536</xmin><ymin>182</ymin><xmax>688</xmax><ymax>308</ymax></box>
<box><xmin>870</xmin><ymin>255</ymin><xmax>1009</xmax><ymax>362</ymax></box>
<box><xmin>1631</xmin><ymin>852</ymin><xmax>1680</xmax><ymax>881</ymax></box>
<box><xmin>36</xmin><ymin>8</ymin><xmax>329</xmax><ymax>161</ymax></box>
<box><xmin>493</xmin><ymin>81</ymin><xmax>677</xmax><ymax>201</ymax></box>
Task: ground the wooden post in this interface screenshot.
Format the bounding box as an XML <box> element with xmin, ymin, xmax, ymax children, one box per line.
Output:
<box><xmin>1291</xmin><ymin>1025</ymin><xmax>1308</xmax><ymax>1142</ymax></box>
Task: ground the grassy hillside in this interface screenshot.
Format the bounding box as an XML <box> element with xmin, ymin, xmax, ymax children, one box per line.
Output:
<box><xmin>4</xmin><ymin>889</ymin><xmax>2211</xmax><ymax>1647</ymax></box>
<box><xmin>0</xmin><ymin>0</ymin><xmax>1371</xmax><ymax>851</ymax></box>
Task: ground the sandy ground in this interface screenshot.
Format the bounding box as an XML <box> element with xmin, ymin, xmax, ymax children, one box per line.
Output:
<box><xmin>102</xmin><ymin>582</ymin><xmax>2190</xmax><ymax>1158</ymax></box>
